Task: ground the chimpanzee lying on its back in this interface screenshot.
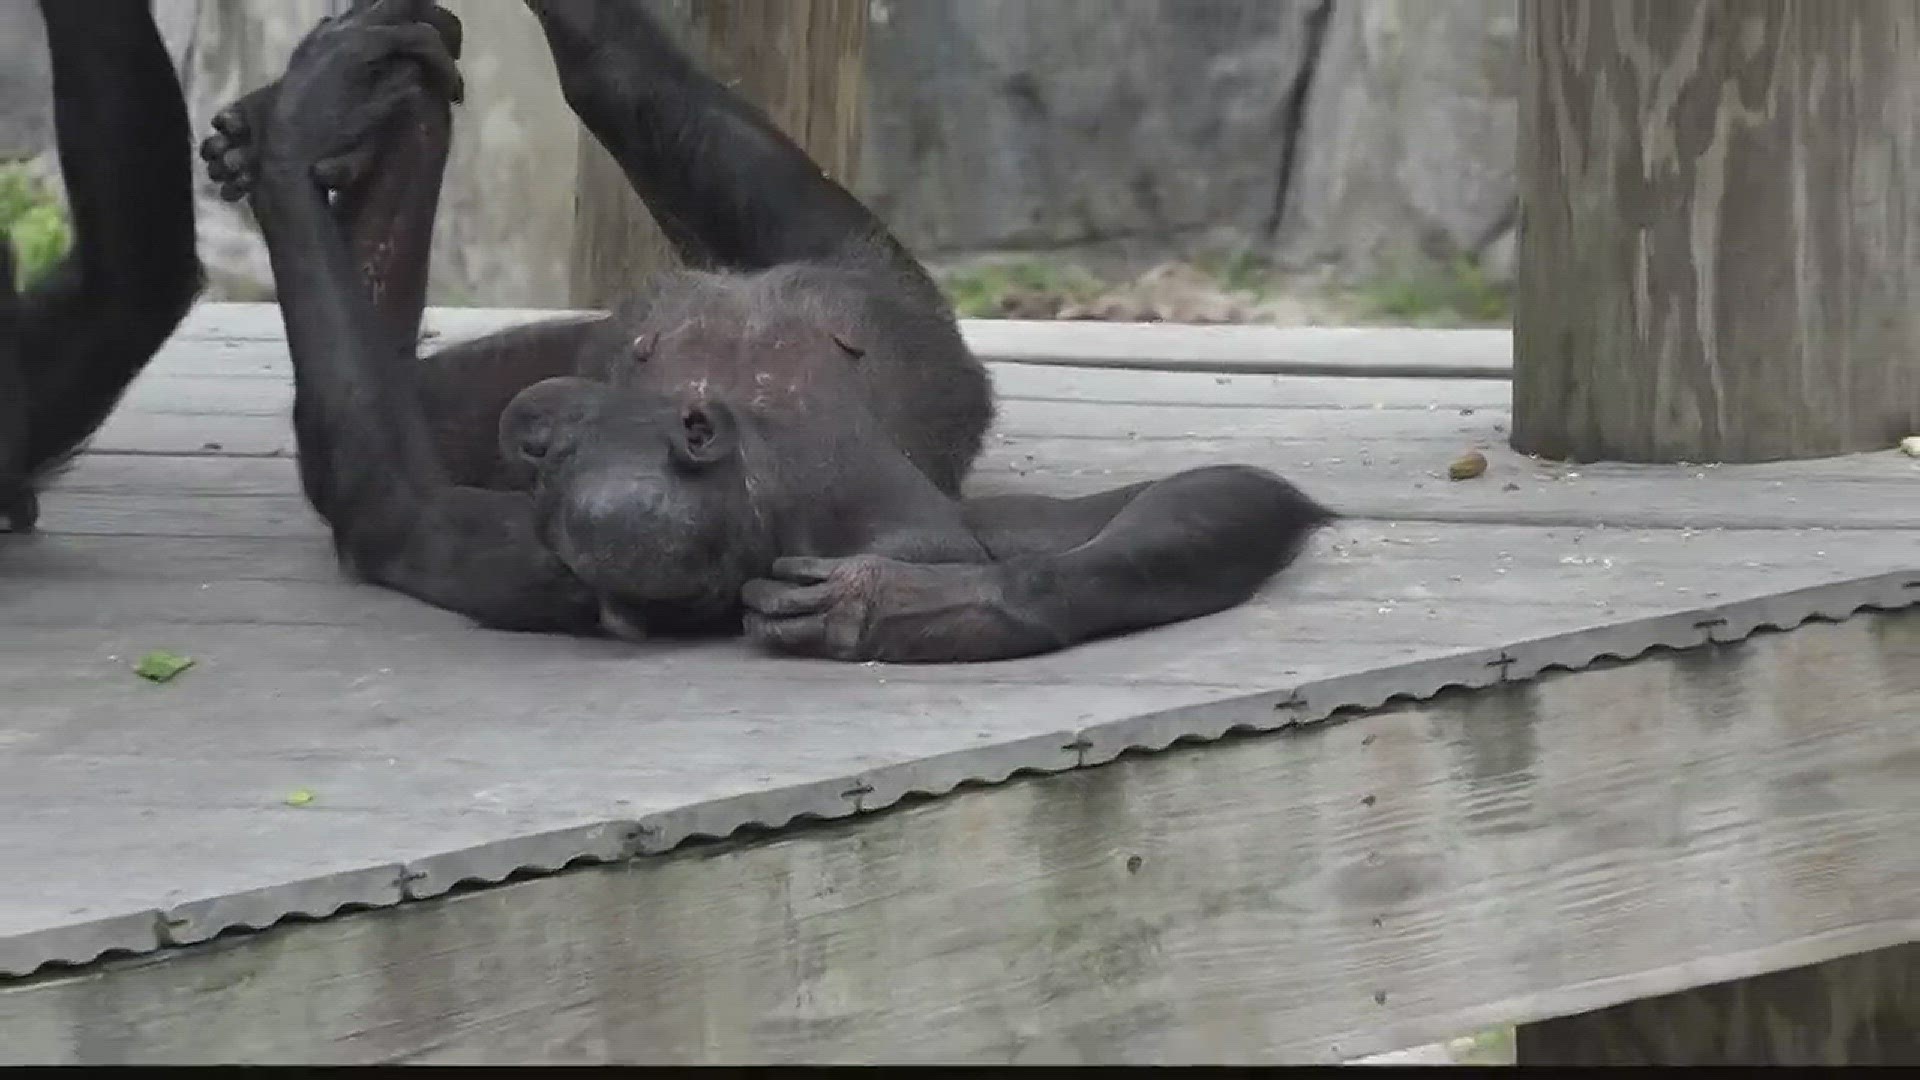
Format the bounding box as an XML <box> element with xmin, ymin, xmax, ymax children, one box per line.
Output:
<box><xmin>200</xmin><ymin>0</ymin><xmax>1334</xmax><ymax>663</ymax></box>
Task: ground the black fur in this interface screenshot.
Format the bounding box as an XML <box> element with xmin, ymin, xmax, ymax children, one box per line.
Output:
<box><xmin>204</xmin><ymin>0</ymin><xmax>1334</xmax><ymax>662</ymax></box>
<box><xmin>0</xmin><ymin>0</ymin><xmax>203</xmax><ymax>533</ymax></box>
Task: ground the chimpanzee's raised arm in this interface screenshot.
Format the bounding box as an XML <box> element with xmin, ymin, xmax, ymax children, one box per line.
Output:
<box><xmin>1</xmin><ymin>0</ymin><xmax>203</xmax><ymax>532</ymax></box>
<box><xmin>522</xmin><ymin>0</ymin><xmax>938</xmax><ymax>295</ymax></box>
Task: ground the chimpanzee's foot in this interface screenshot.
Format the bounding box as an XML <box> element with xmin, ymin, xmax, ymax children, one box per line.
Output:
<box><xmin>199</xmin><ymin>85</ymin><xmax>277</xmax><ymax>203</ymax></box>
<box><xmin>199</xmin><ymin>1</ymin><xmax>464</xmax><ymax>202</ymax></box>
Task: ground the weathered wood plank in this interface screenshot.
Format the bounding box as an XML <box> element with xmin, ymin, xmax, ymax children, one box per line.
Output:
<box><xmin>971</xmin><ymin>437</ymin><xmax>1920</xmax><ymax>531</ymax></box>
<box><xmin>1515</xmin><ymin>943</ymin><xmax>1920</xmax><ymax>1065</ymax></box>
<box><xmin>67</xmin><ymin>411</ymin><xmax>1920</xmax><ymax>530</ymax></box>
<box><xmin>133</xmin><ymin>336</ymin><xmax>1520</xmax><ymax>409</ymax></box>
<box><xmin>19</xmin><ymin>525</ymin><xmax>1912</xmax><ymax>605</ymax></box>
<box><xmin>9</xmin><ymin>417</ymin><xmax>1909</xmax><ymax>969</ymax></box>
<box><xmin>166</xmin><ymin>303</ymin><xmax>1515</xmax><ymax>378</ymax></box>
<box><xmin>958</xmin><ymin>320</ymin><xmax>1512</xmax><ymax>378</ymax></box>
<box><xmin>3</xmin><ymin>612</ymin><xmax>1912</xmax><ymax>1065</ymax></box>
<box><xmin>6</xmin><ymin>300</ymin><xmax>1915</xmax><ymax>1029</ymax></box>
<box><xmin>0</xmin><ymin>549</ymin><xmax>1770</xmax><ymax>687</ymax></box>
<box><xmin>111</xmin><ymin>372</ymin><xmax>1511</xmax><ymax>439</ymax></box>
<box><xmin>166</xmin><ymin>303</ymin><xmax>592</xmax><ymax>343</ymax></box>
<box><xmin>1515</xmin><ymin>0</ymin><xmax>1920</xmax><ymax>462</ymax></box>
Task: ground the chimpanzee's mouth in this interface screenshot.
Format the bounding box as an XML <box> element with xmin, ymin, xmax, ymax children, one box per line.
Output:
<box><xmin>597</xmin><ymin>591</ymin><xmax>741</xmax><ymax>643</ymax></box>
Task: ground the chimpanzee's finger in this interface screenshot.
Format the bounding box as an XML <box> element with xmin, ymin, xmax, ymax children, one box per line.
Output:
<box><xmin>370</xmin><ymin>23</ymin><xmax>466</xmax><ymax>104</ymax></box>
<box><xmin>766</xmin><ymin>557</ymin><xmax>845</xmax><ymax>585</ymax></box>
<box><xmin>211</xmin><ymin>107</ymin><xmax>250</xmax><ymax>139</ymax></box>
<box><xmin>424</xmin><ymin>5</ymin><xmax>464</xmax><ymax>59</ymax></box>
<box><xmin>358</xmin><ymin>0</ymin><xmax>459</xmax><ymax>58</ymax></box>
<box><xmin>745</xmin><ymin>612</ymin><xmax>864</xmax><ymax>659</ymax></box>
<box><xmin>741</xmin><ymin>578</ymin><xmax>836</xmax><ymax>619</ymax></box>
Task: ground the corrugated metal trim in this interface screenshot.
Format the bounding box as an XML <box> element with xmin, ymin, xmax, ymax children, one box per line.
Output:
<box><xmin>4</xmin><ymin>569</ymin><xmax>1914</xmax><ymax>979</ymax></box>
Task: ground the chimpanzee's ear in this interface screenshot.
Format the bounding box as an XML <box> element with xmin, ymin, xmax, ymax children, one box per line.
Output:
<box><xmin>667</xmin><ymin>400</ymin><xmax>738</xmax><ymax>470</ymax></box>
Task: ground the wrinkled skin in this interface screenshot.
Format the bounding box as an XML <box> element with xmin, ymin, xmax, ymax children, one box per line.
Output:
<box><xmin>1</xmin><ymin>0</ymin><xmax>202</xmax><ymax>534</ymax></box>
<box><xmin>205</xmin><ymin>0</ymin><xmax>1335</xmax><ymax>662</ymax></box>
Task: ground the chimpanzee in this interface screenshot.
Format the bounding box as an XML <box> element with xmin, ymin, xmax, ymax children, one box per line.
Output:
<box><xmin>199</xmin><ymin>0</ymin><xmax>1335</xmax><ymax>663</ymax></box>
<box><xmin>0</xmin><ymin>0</ymin><xmax>203</xmax><ymax>533</ymax></box>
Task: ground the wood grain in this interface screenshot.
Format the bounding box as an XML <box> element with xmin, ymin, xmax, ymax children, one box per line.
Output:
<box><xmin>1516</xmin><ymin>943</ymin><xmax>1920</xmax><ymax>1064</ymax></box>
<box><xmin>3</xmin><ymin>612</ymin><xmax>1912</xmax><ymax>1064</ymax></box>
<box><xmin>167</xmin><ymin>301</ymin><xmax>1517</xmax><ymax>377</ymax></box>
<box><xmin>1514</xmin><ymin>0</ymin><xmax>1920</xmax><ymax>463</ymax></box>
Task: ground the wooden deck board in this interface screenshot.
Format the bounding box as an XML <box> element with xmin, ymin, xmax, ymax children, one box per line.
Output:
<box><xmin>1</xmin><ymin>303</ymin><xmax>1915</xmax><ymax>982</ymax></box>
<box><xmin>3</xmin><ymin>612</ymin><xmax>1912</xmax><ymax>1064</ymax></box>
<box><xmin>164</xmin><ymin>303</ymin><xmax>1517</xmax><ymax>378</ymax></box>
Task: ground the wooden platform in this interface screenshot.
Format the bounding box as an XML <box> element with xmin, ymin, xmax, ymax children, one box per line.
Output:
<box><xmin>1</xmin><ymin>304</ymin><xmax>1915</xmax><ymax>1063</ymax></box>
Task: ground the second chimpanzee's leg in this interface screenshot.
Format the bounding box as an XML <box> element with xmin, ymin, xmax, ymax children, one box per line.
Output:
<box><xmin>2</xmin><ymin>0</ymin><xmax>203</xmax><ymax>532</ymax></box>
<box><xmin>1</xmin><ymin>244</ymin><xmax>25</xmax><ymax>530</ymax></box>
<box><xmin>743</xmin><ymin>467</ymin><xmax>1336</xmax><ymax>663</ymax></box>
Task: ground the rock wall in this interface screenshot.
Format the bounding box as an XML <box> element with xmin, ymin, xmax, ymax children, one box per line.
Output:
<box><xmin>855</xmin><ymin>0</ymin><xmax>1321</xmax><ymax>253</ymax></box>
<box><xmin>1275</xmin><ymin>0</ymin><xmax>1519</xmax><ymax>277</ymax></box>
<box><xmin>159</xmin><ymin>0</ymin><xmax>580</xmax><ymax>307</ymax></box>
<box><xmin>0</xmin><ymin>0</ymin><xmax>1520</xmax><ymax>305</ymax></box>
<box><xmin>0</xmin><ymin>0</ymin><xmax>50</xmax><ymax>156</ymax></box>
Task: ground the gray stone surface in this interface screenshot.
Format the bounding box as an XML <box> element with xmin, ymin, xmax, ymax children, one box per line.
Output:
<box><xmin>146</xmin><ymin>0</ymin><xmax>578</xmax><ymax>305</ymax></box>
<box><xmin>855</xmin><ymin>0</ymin><xmax>1319</xmax><ymax>255</ymax></box>
<box><xmin>1273</xmin><ymin>0</ymin><xmax>1520</xmax><ymax>277</ymax></box>
<box><xmin>0</xmin><ymin>0</ymin><xmax>50</xmax><ymax>160</ymax></box>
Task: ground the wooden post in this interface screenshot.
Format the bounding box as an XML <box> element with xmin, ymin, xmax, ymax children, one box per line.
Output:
<box><xmin>566</xmin><ymin>0</ymin><xmax>868</xmax><ymax>310</ymax></box>
<box><xmin>1512</xmin><ymin>1</ymin><xmax>1920</xmax><ymax>464</ymax></box>
<box><xmin>1516</xmin><ymin>943</ymin><xmax>1920</xmax><ymax>1064</ymax></box>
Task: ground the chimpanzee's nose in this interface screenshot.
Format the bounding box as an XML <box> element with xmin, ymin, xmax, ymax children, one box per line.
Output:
<box><xmin>513</xmin><ymin>418</ymin><xmax>556</xmax><ymax>465</ymax></box>
<box><xmin>499</xmin><ymin>376</ymin><xmax>611</xmax><ymax>471</ymax></box>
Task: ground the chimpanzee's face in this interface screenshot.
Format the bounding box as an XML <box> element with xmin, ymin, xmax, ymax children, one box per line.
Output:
<box><xmin>498</xmin><ymin>375</ymin><xmax>774</xmax><ymax>633</ymax></box>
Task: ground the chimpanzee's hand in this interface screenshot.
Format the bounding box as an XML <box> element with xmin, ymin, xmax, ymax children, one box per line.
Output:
<box><xmin>742</xmin><ymin>555</ymin><xmax>1064</xmax><ymax>664</ymax></box>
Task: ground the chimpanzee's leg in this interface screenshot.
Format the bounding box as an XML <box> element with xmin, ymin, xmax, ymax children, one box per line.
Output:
<box><xmin>521</xmin><ymin>0</ymin><xmax>938</xmax><ymax>294</ymax></box>
<box><xmin>743</xmin><ymin>467</ymin><xmax>1336</xmax><ymax>663</ymax></box>
<box><xmin>1</xmin><ymin>0</ymin><xmax>203</xmax><ymax>532</ymax></box>
<box><xmin>1</xmin><ymin>245</ymin><xmax>26</xmax><ymax>530</ymax></box>
<box><xmin>201</xmin><ymin>1</ymin><xmax>466</xmax><ymax>354</ymax></box>
<box><xmin>221</xmin><ymin>0</ymin><xmax>599</xmax><ymax>631</ymax></box>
